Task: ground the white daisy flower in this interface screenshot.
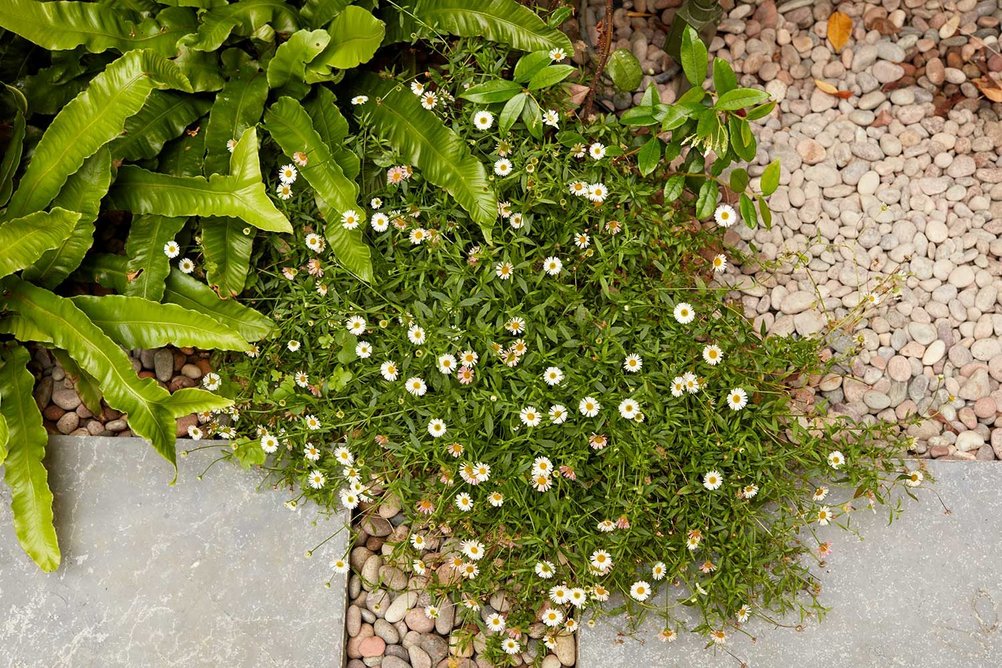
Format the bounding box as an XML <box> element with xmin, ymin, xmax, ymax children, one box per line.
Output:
<box><xmin>548</xmin><ymin>404</ymin><xmax>568</xmax><ymax>424</ymax></box>
<box><xmin>651</xmin><ymin>561</ymin><xmax>667</xmax><ymax>580</ymax></box>
<box><xmin>163</xmin><ymin>241</ymin><xmax>180</xmax><ymax>258</ymax></box>
<box><xmin>412</xmin><ymin>559</ymin><xmax>426</xmax><ymax>575</ymax></box>
<box><xmin>410</xmin><ymin>80</ymin><xmax>425</xmax><ymax>95</ymax></box>
<box><xmin>535</xmin><ymin>560</ymin><xmax>555</xmax><ymax>578</ymax></box>
<box><xmin>333</xmin><ymin>446</ymin><xmax>353</xmax><ymax>465</ymax></box>
<box><xmin>579</xmin><ymin>396</ymin><xmax>601</xmax><ymax>417</ymax></box>
<box><xmin>827</xmin><ymin>451</ymin><xmax>845</xmax><ymax>469</ymax></box>
<box><xmin>304</xmin><ymin>414</ymin><xmax>321</xmax><ymax>430</ymax></box>
<box><xmin>727</xmin><ymin>388</ymin><xmax>748</xmax><ymax>411</ymax></box>
<box><xmin>370</xmin><ymin>197</ymin><xmax>382</xmax><ymax>209</ymax></box>
<box><xmin>287</xmin><ymin>340</ymin><xmax>301</xmax><ymax>352</ymax></box>
<box><xmin>712</xmin><ymin>254</ymin><xmax>727</xmax><ymax>272</ymax></box>
<box><xmin>574</xmin><ymin>232</ymin><xmax>591</xmax><ymax>248</ymax></box>
<box><xmin>275</xmin><ymin>183</ymin><xmax>293</xmax><ymax>200</ymax></box>
<box><xmin>405</xmin><ymin>376</ymin><xmax>427</xmax><ymax>396</ymax></box>
<box><xmin>409</xmin><ymin>228</ymin><xmax>427</xmax><ymax>244</ymax></box>
<box><xmin>226</xmin><ymin>138</ymin><xmax>237</xmax><ymax>153</ymax></box>
<box><xmin>569</xmin><ymin>181</ymin><xmax>588</xmax><ymax>197</ymax></box>
<box><xmin>420</xmin><ymin>91</ymin><xmax>437</xmax><ymax>109</ymax></box>
<box><xmin>683</xmin><ymin>372</ymin><xmax>700</xmax><ymax>394</ymax></box>
<box><xmin>589</xmin><ymin>142</ymin><xmax>606</xmax><ymax>160</ymax></box>
<box><xmin>341</xmin><ymin>209</ymin><xmax>361</xmax><ymax>230</ymax></box>
<box><xmin>673</xmin><ymin>302</ymin><xmax>695</xmax><ymax>324</ymax></box>
<box><xmin>519</xmin><ymin>406</ymin><xmax>541</xmax><ymax>427</ymax></box>
<box><xmin>340</xmin><ymin>490</ymin><xmax>360</xmax><ymax>509</ymax></box>
<box><xmin>488</xmin><ymin>491</ymin><xmax>505</xmax><ymax>507</ymax></box>
<box><xmin>505</xmin><ymin>317</ymin><xmax>526</xmax><ymax>334</ymax></box>
<box><xmin>532</xmin><ymin>457</ymin><xmax>553</xmax><ymax>476</ymax></box>
<box><xmin>304</xmin><ymin>444</ymin><xmax>321</xmax><ymax>461</ymax></box>
<box><xmin>427</xmin><ymin>418</ymin><xmax>447</xmax><ymax>438</ymax></box>
<box><xmin>350</xmin><ymin>95</ymin><xmax>368</xmax><ymax>105</ymax></box>
<box><xmin>178</xmin><ymin>258</ymin><xmax>195</xmax><ymax>274</ymax></box>
<box><xmin>461</xmin><ymin>539</ymin><xmax>485</xmax><ymax>561</ymax></box>
<box><xmin>473</xmin><ymin>110</ymin><xmax>494</xmax><ymax>130</ymax></box>
<box><xmin>454</xmin><ymin>492</ymin><xmax>473</xmax><ymax>511</ymax></box>
<box><xmin>494</xmin><ymin>158</ymin><xmax>513</xmax><ymax>176</ymax></box>
<box><xmin>260</xmin><ymin>434</ymin><xmax>279</xmax><ymax>453</ymax></box>
<box><xmin>293</xmin><ymin>151</ymin><xmax>308</xmax><ymax>167</ymax></box>
<box><xmin>305</xmin><ymin>233</ymin><xmax>324</xmax><ymax>252</ymax></box>
<box><xmin>407</xmin><ymin>325</ymin><xmax>426</xmax><ymax>345</ymax></box>
<box><xmin>597</xmin><ymin>519</ymin><xmax>615</xmax><ymax>532</ymax></box>
<box><xmin>549</xmin><ymin>585</ymin><xmax>571</xmax><ymax>604</ymax></box>
<box><xmin>544</xmin><ymin>366</ymin><xmax>564</xmax><ymax>386</ymax></box>
<box><xmin>355</xmin><ymin>341</ymin><xmax>372</xmax><ymax>358</ymax></box>
<box><xmin>460</xmin><ymin>350</ymin><xmax>479</xmax><ymax>367</ymax></box>
<box><xmin>278</xmin><ymin>164</ymin><xmax>297</xmax><ymax>184</ymax></box>
<box><xmin>817</xmin><ymin>506</ymin><xmax>833</xmax><ymax>526</ymax></box>
<box><xmin>346</xmin><ymin>315</ymin><xmax>366</xmax><ymax>336</ymax></box>
<box><xmin>307</xmin><ymin>470</ymin><xmax>325</xmax><ymax>489</ymax></box>
<box><xmin>187</xmin><ymin>425</ymin><xmax>203</xmax><ymax>440</ymax></box>
<box><xmin>542</xmin><ymin>256</ymin><xmax>563</xmax><ymax>276</ymax></box>
<box><xmin>703</xmin><ymin>470</ymin><xmax>723</xmax><ymax>490</ymax></box>
<box><xmin>737</xmin><ymin>605</ymin><xmax>752</xmax><ymax>623</ymax></box>
<box><xmin>630</xmin><ymin>581</ymin><xmax>651</xmax><ymax>601</ymax></box>
<box><xmin>542</xmin><ymin>109</ymin><xmax>560</xmax><ymax>128</ymax></box>
<box><xmin>702</xmin><ymin>344</ymin><xmax>723</xmax><ymax>365</ymax></box>
<box><xmin>743</xmin><ymin>484</ymin><xmax>759</xmax><ymax>499</ymax></box>
<box><xmin>331</xmin><ymin>557</ymin><xmax>349</xmax><ymax>573</ymax></box>
<box><xmin>541</xmin><ymin>608</ymin><xmax>564</xmax><ymax>627</ymax></box>
<box><xmin>590</xmin><ymin>550</ymin><xmax>612</xmax><ymax>572</ymax></box>
<box><xmin>623</xmin><ymin>354</ymin><xmax>643</xmax><ymax>373</ymax></box>
<box><xmin>501</xmin><ymin>638</ymin><xmax>520</xmax><ymax>655</ymax></box>
<box><xmin>410</xmin><ymin>533</ymin><xmax>427</xmax><ymax>550</ymax></box>
<box><xmin>549</xmin><ymin>47</ymin><xmax>567</xmax><ymax>61</ymax></box>
<box><xmin>618</xmin><ymin>398</ymin><xmax>640</xmax><ymax>420</ymax></box>
<box><xmin>380</xmin><ymin>361</ymin><xmax>399</xmax><ymax>381</ymax></box>
<box><xmin>714</xmin><ymin>203</ymin><xmax>737</xmax><ymax>227</ymax></box>
<box><xmin>905</xmin><ymin>470</ymin><xmax>924</xmax><ymax>487</ymax></box>
<box><xmin>437</xmin><ymin>353</ymin><xmax>456</xmax><ymax>374</ymax></box>
<box><xmin>424</xmin><ymin>605</ymin><xmax>440</xmax><ymax>619</ymax></box>
<box><xmin>495</xmin><ymin>262</ymin><xmax>514</xmax><ymax>280</ymax></box>
<box><xmin>568</xmin><ymin>588</ymin><xmax>587</xmax><ymax>607</ymax></box>
<box><xmin>587</xmin><ymin>182</ymin><xmax>608</xmax><ymax>202</ymax></box>
<box><xmin>202</xmin><ymin>372</ymin><xmax>221</xmax><ymax>391</ymax></box>
<box><xmin>370</xmin><ymin>213</ymin><xmax>389</xmax><ymax>232</ymax></box>
<box><xmin>509</xmin><ymin>212</ymin><xmax>524</xmax><ymax>229</ymax></box>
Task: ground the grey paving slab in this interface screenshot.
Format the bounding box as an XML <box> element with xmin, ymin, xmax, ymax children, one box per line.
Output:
<box><xmin>580</xmin><ymin>461</ymin><xmax>1002</xmax><ymax>668</ymax></box>
<box><xmin>0</xmin><ymin>436</ymin><xmax>348</xmax><ymax>667</ymax></box>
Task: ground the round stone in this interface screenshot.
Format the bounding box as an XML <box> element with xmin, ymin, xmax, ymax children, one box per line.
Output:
<box><xmin>887</xmin><ymin>356</ymin><xmax>912</xmax><ymax>382</ymax></box>
<box><xmin>404</xmin><ymin>607</ymin><xmax>436</xmax><ymax>633</ymax></box>
<box><xmin>358</xmin><ymin>636</ymin><xmax>386</xmax><ymax>658</ymax></box>
<box><xmin>973</xmin><ymin>398</ymin><xmax>997</xmax><ymax>419</ymax></box>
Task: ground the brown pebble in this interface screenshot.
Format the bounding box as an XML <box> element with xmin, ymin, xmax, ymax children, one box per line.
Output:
<box><xmin>175</xmin><ymin>414</ymin><xmax>198</xmax><ymax>437</ymax></box>
<box><xmin>169</xmin><ymin>376</ymin><xmax>197</xmax><ymax>392</ymax></box>
<box><xmin>43</xmin><ymin>405</ymin><xmax>66</xmax><ymax>421</ymax></box>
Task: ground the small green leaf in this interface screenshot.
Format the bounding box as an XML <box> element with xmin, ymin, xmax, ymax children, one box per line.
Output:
<box><xmin>607</xmin><ymin>49</ymin><xmax>643</xmax><ymax>92</ymax></box>
<box><xmin>745</xmin><ymin>100</ymin><xmax>776</xmax><ymax>120</ymax></box>
<box><xmin>729</xmin><ymin>168</ymin><xmax>749</xmax><ymax>193</ymax></box>
<box><xmin>661</xmin><ymin>106</ymin><xmax>689</xmax><ymax>131</ymax></box>
<box><xmin>695</xmin><ymin>179</ymin><xmax>718</xmax><ymax>219</ymax></box>
<box><xmin>663</xmin><ymin>174</ymin><xmax>684</xmax><ymax>202</ymax></box>
<box><xmin>459</xmin><ymin>79</ymin><xmax>523</xmax><ymax>103</ymax></box>
<box><xmin>499</xmin><ymin>93</ymin><xmax>527</xmax><ymax>134</ymax></box>
<box><xmin>716</xmin><ymin>87</ymin><xmax>770</xmax><ymax>111</ymax></box>
<box><xmin>232</xmin><ymin>437</ymin><xmax>267</xmax><ymax>468</ymax></box>
<box><xmin>637</xmin><ymin>137</ymin><xmax>661</xmax><ymax>176</ymax></box>
<box><xmin>513</xmin><ymin>51</ymin><xmax>551</xmax><ymax>83</ymax></box>
<box><xmin>761</xmin><ymin>160</ymin><xmax>781</xmax><ymax>196</ymax></box>
<box><xmin>740</xmin><ymin>193</ymin><xmax>758</xmax><ymax>228</ymax></box>
<box><xmin>680</xmin><ymin>25</ymin><xmax>707</xmax><ymax>86</ymax></box>
<box><xmin>521</xmin><ymin>95</ymin><xmax>542</xmax><ymax>139</ymax></box>
<box><xmin>620</xmin><ymin>106</ymin><xmax>657</xmax><ymax>127</ymax></box>
<box><xmin>712</xmin><ymin>57</ymin><xmax>737</xmax><ymax>95</ymax></box>
<box><xmin>757</xmin><ymin>195</ymin><xmax>773</xmax><ymax>229</ymax></box>
<box><xmin>527</xmin><ymin>64</ymin><xmax>575</xmax><ymax>90</ymax></box>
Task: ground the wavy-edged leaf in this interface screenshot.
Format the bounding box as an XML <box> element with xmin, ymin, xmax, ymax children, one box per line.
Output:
<box><xmin>301</xmin><ymin>0</ymin><xmax>351</xmax><ymax>27</ymax></box>
<box><xmin>0</xmin><ymin>1</ymin><xmax>196</xmax><ymax>55</ymax></box>
<box><xmin>158</xmin><ymin>129</ymin><xmax>206</xmax><ymax>177</ymax></box>
<box><xmin>383</xmin><ymin>0</ymin><xmax>571</xmax><ymax>53</ymax></box>
<box><xmin>304</xmin><ymin>88</ymin><xmax>359</xmax><ymax>179</ymax></box>
<box><xmin>316</xmin><ymin>7</ymin><xmax>384</xmax><ymax>70</ymax></box>
<box><xmin>268</xmin><ymin>29</ymin><xmax>331</xmax><ymax>93</ymax></box>
<box><xmin>49</xmin><ymin>349</ymin><xmax>104</xmax><ymax>417</ymax></box>
<box><xmin>3</xmin><ymin>278</ymin><xmax>178</xmax><ymax>476</ymax></box>
<box><xmin>109</xmin><ymin>128</ymin><xmax>292</xmax><ymax>233</ymax></box>
<box><xmin>0</xmin><ymin>346</ymin><xmax>60</xmax><ymax>572</ymax></box>
<box><xmin>0</xmin><ymin>413</ymin><xmax>7</xmax><ymax>466</ymax></box>
<box><xmin>0</xmin><ymin>209</ymin><xmax>81</xmax><ymax>279</ymax></box>
<box><xmin>83</xmin><ymin>255</ymin><xmax>275</xmax><ymax>342</ymax></box>
<box><xmin>200</xmin><ymin>218</ymin><xmax>255</xmax><ymax>297</ymax></box>
<box><xmin>18</xmin><ymin>54</ymin><xmax>97</xmax><ymax>116</ymax></box>
<box><xmin>180</xmin><ymin>0</ymin><xmax>298</xmax><ymax>52</ymax></box>
<box><xmin>204</xmin><ymin>66</ymin><xmax>268</xmax><ymax>175</ymax></box>
<box><xmin>264</xmin><ymin>97</ymin><xmax>371</xmax><ymax>281</ymax></box>
<box><xmin>70</xmin><ymin>294</ymin><xmax>252</xmax><ymax>351</ymax></box>
<box><xmin>357</xmin><ymin>75</ymin><xmax>497</xmax><ymax>240</ymax></box>
<box><xmin>5</xmin><ymin>50</ymin><xmax>191</xmax><ymax>220</ymax></box>
<box><xmin>163</xmin><ymin>387</ymin><xmax>232</xmax><ymax>419</ymax></box>
<box><xmin>1</xmin><ymin>84</ymin><xmax>27</xmax><ymax>208</ymax></box>
<box><xmin>23</xmin><ymin>149</ymin><xmax>113</xmax><ymax>288</ymax></box>
<box><xmin>109</xmin><ymin>92</ymin><xmax>210</xmax><ymax>162</ymax></box>
<box><xmin>174</xmin><ymin>45</ymin><xmax>226</xmax><ymax>92</ymax></box>
<box><xmin>123</xmin><ymin>214</ymin><xmax>187</xmax><ymax>301</ymax></box>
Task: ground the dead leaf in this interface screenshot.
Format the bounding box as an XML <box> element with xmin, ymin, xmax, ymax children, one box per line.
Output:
<box><xmin>567</xmin><ymin>83</ymin><xmax>590</xmax><ymax>106</ymax></box>
<box><xmin>815</xmin><ymin>79</ymin><xmax>853</xmax><ymax>98</ymax></box>
<box><xmin>974</xmin><ymin>76</ymin><xmax>1002</xmax><ymax>103</ymax></box>
<box><xmin>866</xmin><ymin>17</ymin><xmax>899</xmax><ymax>36</ymax></box>
<box><xmin>827</xmin><ymin>11</ymin><xmax>853</xmax><ymax>53</ymax></box>
<box><xmin>871</xmin><ymin>109</ymin><xmax>893</xmax><ymax>128</ymax></box>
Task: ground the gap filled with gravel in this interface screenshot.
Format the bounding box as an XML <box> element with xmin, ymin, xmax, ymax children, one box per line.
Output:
<box><xmin>578</xmin><ymin>0</ymin><xmax>1002</xmax><ymax>460</ymax></box>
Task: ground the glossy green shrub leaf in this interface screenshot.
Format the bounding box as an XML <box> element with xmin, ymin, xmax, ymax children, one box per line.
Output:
<box><xmin>695</xmin><ymin>179</ymin><xmax>718</xmax><ymax>219</ymax></box>
<box><xmin>0</xmin><ymin>1</ymin><xmax>195</xmax><ymax>55</ymax></box>
<box><xmin>70</xmin><ymin>295</ymin><xmax>251</xmax><ymax>351</ymax></box>
<box><xmin>267</xmin><ymin>29</ymin><xmax>331</xmax><ymax>91</ymax></box>
<box><xmin>122</xmin><ymin>214</ymin><xmax>187</xmax><ymax>301</ymax></box>
<box><xmin>637</xmin><ymin>137</ymin><xmax>661</xmax><ymax>176</ymax></box>
<box><xmin>0</xmin><ymin>209</ymin><xmax>81</xmax><ymax>279</ymax></box>
<box><xmin>84</xmin><ymin>255</ymin><xmax>275</xmax><ymax>343</ymax></box>
<box><xmin>712</xmin><ymin>57</ymin><xmax>737</xmax><ymax>95</ymax></box>
<box><xmin>0</xmin><ymin>85</ymin><xmax>27</xmax><ymax>208</ymax></box>
<box><xmin>680</xmin><ymin>25</ymin><xmax>707</xmax><ymax>86</ymax></box>
<box><xmin>110</xmin><ymin>128</ymin><xmax>293</xmax><ymax>233</ymax></box>
<box><xmin>607</xmin><ymin>49</ymin><xmax>643</xmax><ymax>92</ymax></box>
<box><xmin>384</xmin><ymin>0</ymin><xmax>571</xmax><ymax>53</ymax></box>
<box><xmin>109</xmin><ymin>92</ymin><xmax>210</xmax><ymax>162</ymax></box>
<box><xmin>0</xmin><ymin>347</ymin><xmax>60</xmax><ymax>572</ymax></box>
<box><xmin>745</xmin><ymin>100</ymin><xmax>776</xmax><ymax>121</ymax></box>
<box><xmin>164</xmin><ymin>387</ymin><xmax>233</xmax><ymax>419</ymax></box>
<box><xmin>663</xmin><ymin>174</ymin><xmax>684</xmax><ymax>202</ymax></box>
<box><xmin>203</xmin><ymin>66</ymin><xmax>268</xmax><ymax>176</ymax></box>
<box><xmin>740</xmin><ymin>193</ymin><xmax>758</xmax><ymax>228</ymax></box>
<box><xmin>5</xmin><ymin>50</ymin><xmax>191</xmax><ymax>219</ymax></box>
<box><xmin>459</xmin><ymin>79</ymin><xmax>523</xmax><ymax>103</ymax></box>
<box><xmin>357</xmin><ymin>76</ymin><xmax>497</xmax><ymax>241</ymax></box>
<box><xmin>729</xmin><ymin>167</ymin><xmax>749</xmax><ymax>193</ymax></box>
<box><xmin>521</xmin><ymin>95</ymin><xmax>542</xmax><ymax>139</ymax></box>
<box><xmin>716</xmin><ymin>87</ymin><xmax>770</xmax><ymax>111</ymax></box>
<box><xmin>201</xmin><ymin>218</ymin><xmax>255</xmax><ymax>297</ymax></box>
<box><xmin>264</xmin><ymin>97</ymin><xmax>372</xmax><ymax>282</ymax></box>
<box><xmin>761</xmin><ymin>160</ymin><xmax>781</xmax><ymax>196</ymax></box>
<box><xmin>317</xmin><ymin>7</ymin><xmax>385</xmax><ymax>70</ymax></box>
<box><xmin>3</xmin><ymin>279</ymin><xmax>178</xmax><ymax>476</ymax></box>
<box><xmin>512</xmin><ymin>51</ymin><xmax>551</xmax><ymax>83</ymax></box>
<box><xmin>527</xmin><ymin>64</ymin><xmax>575</xmax><ymax>90</ymax></box>
<box><xmin>304</xmin><ymin>88</ymin><xmax>359</xmax><ymax>180</ymax></box>
<box><xmin>757</xmin><ymin>195</ymin><xmax>773</xmax><ymax>229</ymax></box>
<box><xmin>180</xmin><ymin>0</ymin><xmax>298</xmax><ymax>52</ymax></box>
<box><xmin>620</xmin><ymin>106</ymin><xmax>657</xmax><ymax>127</ymax></box>
<box><xmin>24</xmin><ymin>149</ymin><xmax>113</xmax><ymax>288</ymax></box>
<box><xmin>499</xmin><ymin>92</ymin><xmax>527</xmax><ymax>134</ymax></box>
